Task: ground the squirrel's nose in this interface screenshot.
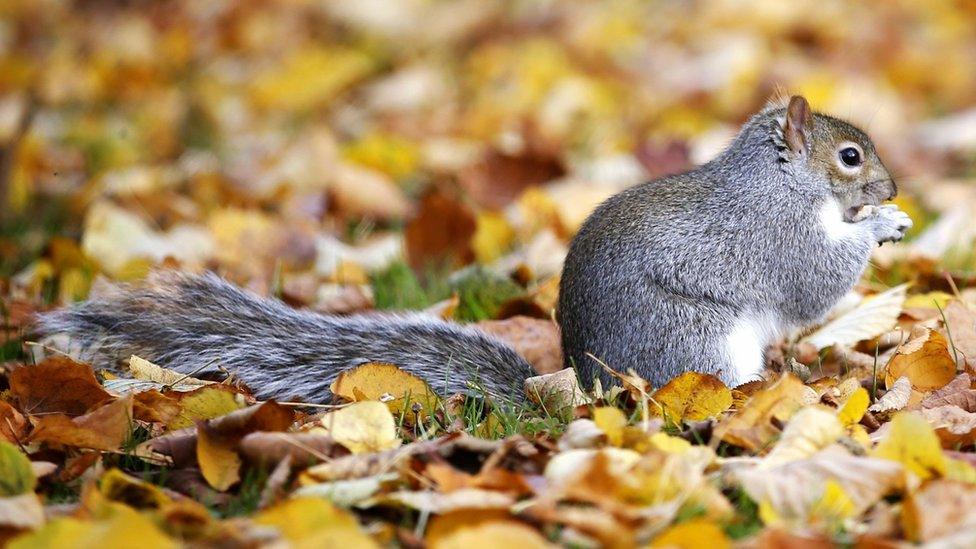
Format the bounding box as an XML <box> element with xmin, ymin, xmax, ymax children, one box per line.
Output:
<box><xmin>886</xmin><ymin>179</ymin><xmax>897</xmax><ymax>201</ymax></box>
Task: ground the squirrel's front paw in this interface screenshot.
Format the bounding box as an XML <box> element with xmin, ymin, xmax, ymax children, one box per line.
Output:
<box><xmin>862</xmin><ymin>204</ymin><xmax>912</xmax><ymax>244</ymax></box>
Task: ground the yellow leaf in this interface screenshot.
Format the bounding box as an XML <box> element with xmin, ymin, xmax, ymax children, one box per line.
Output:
<box><xmin>903</xmin><ymin>291</ymin><xmax>954</xmax><ymax>311</ymax></box>
<box><xmin>249</xmin><ymin>47</ymin><xmax>373</xmax><ymax>112</ymax></box>
<box><xmin>885</xmin><ymin>329</ymin><xmax>957</xmax><ymax>392</ymax></box>
<box><xmin>471</xmin><ymin>211</ymin><xmax>515</xmax><ymax>264</ymax></box>
<box><xmin>715</xmin><ymin>374</ymin><xmax>817</xmax><ymax>452</ymax></box>
<box><xmin>651</xmin><ymin>518</ymin><xmax>730</xmax><ymax>549</ymax></box>
<box><xmin>649</xmin><ymin>432</ymin><xmax>692</xmax><ymax>454</ymax></box>
<box><xmin>946</xmin><ymin>457</ymin><xmax>976</xmax><ymax>483</ymax></box>
<box><xmin>592</xmin><ymin>407</ymin><xmax>626</xmax><ymax>446</ymax></box>
<box><xmin>872</xmin><ymin>412</ymin><xmax>947</xmax><ymax>480</ymax></box>
<box><xmin>651</xmin><ymin>372</ymin><xmax>732</xmax><ymax>423</ymax></box>
<box><xmin>9</xmin><ymin>504</ymin><xmax>177</xmax><ymax>549</ymax></box>
<box><xmin>838</xmin><ymin>387</ymin><xmax>870</xmax><ymax>428</ymax></box>
<box><xmin>319</xmin><ymin>401</ymin><xmax>400</xmax><ymax>454</ymax></box>
<box><xmin>0</xmin><ymin>440</ymin><xmax>35</xmax><ymax>496</ymax></box>
<box><xmin>341</xmin><ymin>132</ymin><xmax>420</xmax><ymax>180</ymax></box>
<box><xmin>330</xmin><ymin>362</ymin><xmax>439</xmax><ymax>423</ymax></box>
<box><xmin>167</xmin><ymin>386</ymin><xmax>245</xmax><ymax>431</ymax></box>
<box><xmin>98</xmin><ymin>469</ymin><xmax>172</xmax><ymax>509</ymax></box>
<box><xmin>810</xmin><ymin>479</ymin><xmax>857</xmax><ymax>522</ymax></box>
<box><xmin>128</xmin><ymin>355</ymin><xmax>212</xmax><ymax>390</ymax></box>
<box><xmin>254</xmin><ymin>497</ymin><xmax>377</xmax><ymax>548</ymax></box>
<box><xmin>428</xmin><ymin>519</ymin><xmax>553</xmax><ymax>549</ymax></box>
<box><xmin>197</xmin><ymin>424</ymin><xmax>241</xmax><ymax>492</ymax></box>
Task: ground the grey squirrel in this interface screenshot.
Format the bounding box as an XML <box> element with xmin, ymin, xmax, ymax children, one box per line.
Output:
<box><xmin>36</xmin><ymin>95</ymin><xmax>911</xmax><ymax>404</ymax></box>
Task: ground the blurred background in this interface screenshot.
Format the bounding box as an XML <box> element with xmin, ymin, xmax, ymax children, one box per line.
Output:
<box><xmin>1</xmin><ymin>0</ymin><xmax>975</xmax><ymax>317</ymax></box>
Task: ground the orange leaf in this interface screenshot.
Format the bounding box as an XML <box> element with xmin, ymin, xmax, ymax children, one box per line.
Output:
<box><xmin>885</xmin><ymin>329</ymin><xmax>957</xmax><ymax>392</ymax></box>
<box><xmin>30</xmin><ymin>395</ymin><xmax>133</xmax><ymax>451</ymax></box>
<box><xmin>10</xmin><ymin>357</ymin><xmax>113</xmax><ymax>416</ymax></box>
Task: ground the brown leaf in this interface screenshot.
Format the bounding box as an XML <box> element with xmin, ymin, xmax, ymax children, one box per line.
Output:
<box><xmin>133</xmin><ymin>390</ymin><xmax>181</xmax><ymax>424</ymax></box>
<box><xmin>206</xmin><ymin>400</ymin><xmax>294</xmax><ymax>438</ymax></box>
<box><xmin>9</xmin><ymin>357</ymin><xmax>114</xmax><ymax>416</ymax></box>
<box><xmin>30</xmin><ymin>395</ymin><xmax>133</xmax><ymax>451</ymax></box>
<box><xmin>903</xmin><ymin>480</ymin><xmax>976</xmax><ymax>542</ymax></box>
<box><xmin>0</xmin><ymin>401</ymin><xmax>28</xmax><ymax>443</ymax></box>
<box><xmin>404</xmin><ymin>189</ymin><xmax>476</xmax><ymax>272</ymax></box>
<box><xmin>918</xmin><ymin>405</ymin><xmax>976</xmax><ymax>447</ymax></box>
<box><xmin>475</xmin><ymin>316</ymin><xmax>562</xmax><ymax>375</ymax></box>
<box><xmin>459</xmin><ymin>148</ymin><xmax>565</xmax><ymax>210</ymax></box>
<box><xmin>944</xmin><ymin>300</ymin><xmax>976</xmax><ymax>368</ymax></box>
<box><xmin>919</xmin><ymin>373</ymin><xmax>976</xmax><ymax>411</ymax></box>
<box><xmin>240</xmin><ymin>432</ymin><xmax>348</xmax><ymax>468</ymax></box>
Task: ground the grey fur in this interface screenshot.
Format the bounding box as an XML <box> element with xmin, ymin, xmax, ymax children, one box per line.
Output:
<box><xmin>36</xmin><ymin>271</ymin><xmax>535</xmax><ymax>404</ymax></box>
<box><xmin>559</xmin><ymin>102</ymin><xmax>907</xmax><ymax>389</ymax></box>
<box><xmin>36</xmin><ymin>100</ymin><xmax>908</xmax><ymax>403</ymax></box>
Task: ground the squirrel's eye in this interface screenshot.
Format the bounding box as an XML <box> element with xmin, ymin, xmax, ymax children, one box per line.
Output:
<box><xmin>839</xmin><ymin>147</ymin><xmax>862</xmax><ymax>167</ymax></box>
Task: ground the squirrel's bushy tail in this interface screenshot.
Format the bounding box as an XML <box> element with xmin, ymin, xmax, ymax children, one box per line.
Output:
<box><xmin>34</xmin><ymin>272</ymin><xmax>535</xmax><ymax>404</ymax></box>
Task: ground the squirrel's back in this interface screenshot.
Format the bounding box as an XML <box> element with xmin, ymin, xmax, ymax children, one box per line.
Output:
<box><xmin>36</xmin><ymin>272</ymin><xmax>535</xmax><ymax>404</ymax></box>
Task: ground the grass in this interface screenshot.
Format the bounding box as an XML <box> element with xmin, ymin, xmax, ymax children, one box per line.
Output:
<box><xmin>370</xmin><ymin>261</ymin><xmax>526</xmax><ymax>322</ymax></box>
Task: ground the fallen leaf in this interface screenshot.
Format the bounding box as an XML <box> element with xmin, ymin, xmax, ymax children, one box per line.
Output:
<box><xmin>293</xmin><ymin>473</ymin><xmax>394</xmax><ymax>507</ymax></box>
<box><xmin>428</xmin><ymin>518</ymin><xmax>554</xmax><ymax>549</ymax></box>
<box><xmin>330</xmin><ymin>362</ymin><xmax>439</xmax><ymax>422</ymax></box>
<box><xmin>651</xmin><ymin>371</ymin><xmax>733</xmax><ymax>423</ymax></box>
<box><xmin>98</xmin><ymin>468</ymin><xmax>173</xmax><ymax>510</ymax></box>
<box><xmin>0</xmin><ymin>401</ymin><xmax>28</xmax><ymax>443</ymax></box>
<box><xmin>0</xmin><ymin>441</ymin><xmax>35</xmax><ymax>496</ymax></box>
<box><xmin>592</xmin><ymin>407</ymin><xmax>626</xmax><ymax>447</ymax></box>
<box><xmin>715</xmin><ymin>374</ymin><xmax>815</xmax><ymax>452</ymax></box>
<box><xmin>735</xmin><ymin>446</ymin><xmax>905</xmax><ymax>523</ymax></box>
<box><xmin>240</xmin><ymin>431</ymin><xmax>347</xmax><ymax>467</ymax></box>
<box><xmin>368</xmin><ymin>488</ymin><xmax>515</xmax><ymax>513</ymax></box>
<box><xmin>918</xmin><ymin>405</ymin><xmax>976</xmax><ymax>447</ymax></box>
<box><xmin>761</xmin><ymin>407</ymin><xmax>844</xmax><ymax>468</ymax></box>
<box><xmin>524</xmin><ymin>368</ymin><xmax>590</xmax><ymax>411</ymax></box>
<box><xmin>475</xmin><ymin>316</ymin><xmax>563</xmax><ymax>375</ymax></box>
<box><xmin>253</xmin><ymin>497</ymin><xmax>378</xmax><ymax>547</ymax></box>
<box><xmin>319</xmin><ymin>401</ymin><xmax>400</xmax><ymax>454</ymax></box>
<box><xmin>132</xmin><ymin>390</ymin><xmax>181</xmax><ymax>424</ymax></box>
<box><xmin>651</xmin><ymin>518</ymin><xmax>730</xmax><ymax>549</ymax></box>
<box><xmin>128</xmin><ymin>355</ymin><xmax>213</xmax><ymax>391</ymax></box>
<box><xmin>885</xmin><ymin>328</ymin><xmax>957</xmax><ymax>392</ymax></box>
<box><xmin>919</xmin><ymin>373</ymin><xmax>976</xmax><ymax>411</ymax></box>
<box><xmin>8</xmin><ymin>503</ymin><xmax>177</xmax><ymax>549</ymax></box>
<box><xmin>872</xmin><ymin>412</ymin><xmax>947</xmax><ymax>480</ymax></box>
<box><xmin>838</xmin><ymin>387</ymin><xmax>869</xmax><ymax>427</ymax></box>
<box><xmin>30</xmin><ymin>395</ymin><xmax>134</xmax><ymax>451</ymax></box>
<box><xmin>902</xmin><ymin>480</ymin><xmax>976</xmax><ymax>542</ymax></box>
<box><xmin>197</xmin><ymin>422</ymin><xmax>241</xmax><ymax>491</ymax></box>
<box><xmin>404</xmin><ymin>189</ymin><xmax>476</xmax><ymax>272</ymax></box>
<box><xmin>0</xmin><ymin>493</ymin><xmax>45</xmax><ymax>532</ymax></box>
<box><xmin>944</xmin><ymin>300</ymin><xmax>976</xmax><ymax>368</ymax></box>
<box><xmin>802</xmin><ymin>285</ymin><xmax>907</xmax><ymax>349</ymax></box>
<box><xmin>9</xmin><ymin>356</ymin><xmax>113</xmax><ymax>416</ymax></box>
<box><xmin>869</xmin><ymin>376</ymin><xmax>912</xmax><ymax>414</ymax></box>
<box><xmin>166</xmin><ymin>385</ymin><xmax>246</xmax><ymax>431</ymax></box>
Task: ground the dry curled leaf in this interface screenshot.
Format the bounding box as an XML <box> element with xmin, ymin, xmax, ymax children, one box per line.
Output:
<box><xmin>524</xmin><ymin>368</ymin><xmax>590</xmax><ymax>410</ymax></box>
<box><xmin>885</xmin><ymin>329</ymin><xmax>957</xmax><ymax>392</ymax></box>
<box><xmin>869</xmin><ymin>376</ymin><xmax>912</xmax><ymax>414</ymax></box>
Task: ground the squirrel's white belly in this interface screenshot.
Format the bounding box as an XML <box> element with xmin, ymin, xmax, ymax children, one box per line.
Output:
<box><xmin>724</xmin><ymin>312</ymin><xmax>780</xmax><ymax>385</ymax></box>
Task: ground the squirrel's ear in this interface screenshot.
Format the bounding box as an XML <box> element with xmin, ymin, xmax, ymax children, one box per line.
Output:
<box><xmin>783</xmin><ymin>95</ymin><xmax>813</xmax><ymax>155</ymax></box>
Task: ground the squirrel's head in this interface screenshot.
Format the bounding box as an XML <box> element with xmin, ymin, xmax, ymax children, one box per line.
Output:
<box><xmin>770</xmin><ymin>95</ymin><xmax>896</xmax><ymax>221</ymax></box>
